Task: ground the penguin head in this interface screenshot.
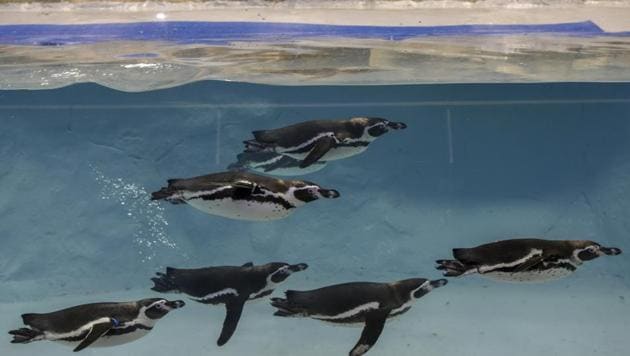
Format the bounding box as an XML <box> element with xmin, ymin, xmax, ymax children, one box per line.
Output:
<box><xmin>353</xmin><ymin>117</ymin><xmax>407</xmax><ymax>138</ymax></box>
<box><xmin>570</xmin><ymin>240</ymin><xmax>622</xmax><ymax>262</ymax></box>
<box><xmin>262</xmin><ymin>262</ymin><xmax>309</xmax><ymax>283</ymax></box>
<box><xmin>394</xmin><ymin>278</ymin><xmax>448</xmax><ymax>301</ymax></box>
<box><xmin>291</xmin><ymin>181</ymin><xmax>340</xmax><ymax>203</ymax></box>
<box><xmin>139</xmin><ymin>298</ymin><xmax>185</xmax><ymax>320</ymax></box>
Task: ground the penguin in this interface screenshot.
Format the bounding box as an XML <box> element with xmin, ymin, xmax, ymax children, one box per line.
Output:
<box><xmin>8</xmin><ymin>298</ymin><xmax>184</xmax><ymax>352</ymax></box>
<box><xmin>150</xmin><ymin>171</ymin><xmax>339</xmax><ymax>221</ymax></box>
<box><xmin>436</xmin><ymin>238</ymin><xmax>622</xmax><ymax>283</ymax></box>
<box><xmin>243</xmin><ymin>117</ymin><xmax>407</xmax><ymax>168</ymax></box>
<box><xmin>227</xmin><ymin>151</ymin><xmax>327</xmax><ymax>176</ymax></box>
<box><xmin>270</xmin><ymin>278</ymin><xmax>447</xmax><ymax>356</ymax></box>
<box><xmin>151</xmin><ymin>261</ymin><xmax>308</xmax><ymax>346</ymax></box>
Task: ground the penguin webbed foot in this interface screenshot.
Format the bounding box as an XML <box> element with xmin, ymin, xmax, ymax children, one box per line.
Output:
<box><xmin>150</xmin><ymin>187</ymin><xmax>185</xmax><ymax>204</ymax></box>
<box><xmin>270</xmin><ymin>297</ymin><xmax>306</xmax><ymax>317</ymax></box>
<box><xmin>243</xmin><ymin>139</ymin><xmax>271</xmax><ymax>153</ymax></box>
<box><xmin>435</xmin><ymin>260</ymin><xmax>468</xmax><ymax>277</ymax></box>
<box><xmin>8</xmin><ymin>328</ymin><xmax>42</xmax><ymax>344</ymax></box>
<box><xmin>150</xmin><ymin>271</ymin><xmax>178</xmax><ymax>293</ymax></box>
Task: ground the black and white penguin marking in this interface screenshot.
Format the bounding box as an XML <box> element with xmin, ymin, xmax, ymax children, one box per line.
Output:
<box><xmin>151</xmin><ymin>261</ymin><xmax>308</xmax><ymax>346</ymax></box>
<box><xmin>150</xmin><ymin>171</ymin><xmax>339</xmax><ymax>221</ymax></box>
<box><xmin>270</xmin><ymin>278</ymin><xmax>447</xmax><ymax>356</ymax></box>
<box><xmin>8</xmin><ymin>298</ymin><xmax>184</xmax><ymax>352</ymax></box>
<box><xmin>243</xmin><ymin>117</ymin><xmax>407</xmax><ymax>168</ymax></box>
<box><xmin>436</xmin><ymin>238</ymin><xmax>622</xmax><ymax>283</ymax></box>
<box><xmin>227</xmin><ymin>151</ymin><xmax>327</xmax><ymax>176</ymax></box>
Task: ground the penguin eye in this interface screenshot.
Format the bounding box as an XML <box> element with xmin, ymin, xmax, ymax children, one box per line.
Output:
<box><xmin>368</xmin><ymin>124</ymin><xmax>388</xmax><ymax>137</ymax></box>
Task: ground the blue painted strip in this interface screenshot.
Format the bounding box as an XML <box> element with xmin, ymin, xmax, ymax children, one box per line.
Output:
<box><xmin>0</xmin><ymin>21</ymin><xmax>615</xmax><ymax>46</ymax></box>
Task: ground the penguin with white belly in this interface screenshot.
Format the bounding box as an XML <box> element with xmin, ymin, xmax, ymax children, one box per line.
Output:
<box><xmin>8</xmin><ymin>298</ymin><xmax>184</xmax><ymax>352</ymax></box>
<box><xmin>436</xmin><ymin>238</ymin><xmax>622</xmax><ymax>283</ymax></box>
<box><xmin>243</xmin><ymin>117</ymin><xmax>407</xmax><ymax>168</ymax></box>
<box><xmin>271</xmin><ymin>278</ymin><xmax>447</xmax><ymax>356</ymax></box>
<box><xmin>151</xmin><ymin>171</ymin><xmax>339</xmax><ymax>221</ymax></box>
<box><xmin>151</xmin><ymin>261</ymin><xmax>308</xmax><ymax>346</ymax></box>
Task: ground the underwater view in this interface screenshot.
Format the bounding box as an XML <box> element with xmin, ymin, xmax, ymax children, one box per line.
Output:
<box><xmin>1</xmin><ymin>80</ymin><xmax>629</xmax><ymax>356</ymax></box>
<box><xmin>2</xmin><ymin>1</ymin><xmax>630</xmax><ymax>355</ymax></box>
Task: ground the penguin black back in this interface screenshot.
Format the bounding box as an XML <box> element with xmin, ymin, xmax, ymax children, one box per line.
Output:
<box><xmin>21</xmin><ymin>302</ymin><xmax>139</xmax><ymax>333</ymax></box>
<box><xmin>252</xmin><ymin>120</ymin><xmax>361</xmax><ymax>146</ymax></box>
<box><xmin>281</xmin><ymin>282</ymin><xmax>398</xmax><ymax>316</ymax></box>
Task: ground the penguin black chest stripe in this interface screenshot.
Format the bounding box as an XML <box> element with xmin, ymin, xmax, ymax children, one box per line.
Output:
<box><xmin>493</xmin><ymin>260</ymin><xmax>578</xmax><ymax>274</ymax></box>
<box><xmin>388</xmin><ymin>306</ymin><xmax>411</xmax><ymax>318</ymax></box>
<box><xmin>107</xmin><ymin>324</ymin><xmax>153</xmax><ymax>336</ymax></box>
<box><xmin>338</xmin><ymin>141</ymin><xmax>370</xmax><ymax>148</ymax></box>
<box><xmin>192</xmin><ymin>187</ymin><xmax>295</xmax><ymax>210</ymax></box>
<box><xmin>59</xmin><ymin>324</ymin><xmax>153</xmax><ymax>342</ymax></box>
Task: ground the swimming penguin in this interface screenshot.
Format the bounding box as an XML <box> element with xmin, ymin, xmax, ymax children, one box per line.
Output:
<box><xmin>436</xmin><ymin>238</ymin><xmax>622</xmax><ymax>283</ymax></box>
<box><xmin>243</xmin><ymin>117</ymin><xmax>407</xmax><ymax>168</ymax></box>
<box><xmin>8</xmin><ymin>298</ymin><xmax>184</xmax><ymax>352</ymax></box>
<box><xmin>151</xmin><ymin>261</ymin><xmax>308</xmax><ymax>346</ymax></box>
<box><xmin>270</xmin><ymin>278</ymin><xmax>447</xmax><ymax>356</ymax></box>
<box><xmin>150</xmin><ymin>171</ymin><xmax>339</xmax><ymax>221</ymax></box>
<box><xmin>227</xmin><ymin>151</ymin><xmax>327</xmax><ymax>176</ymax></box>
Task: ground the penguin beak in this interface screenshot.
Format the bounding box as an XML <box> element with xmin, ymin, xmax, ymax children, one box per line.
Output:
<box><xmin>601</xmin><ymin>247</ymin><xmax>622</xmax><ymax>255</ymax></box>
<box><xmin>387</xmin><ymin>121</ymin><xmax>407</xmax><ymax>130</ymax></box>
<box><xmin>289</xmin><ymin>263</ymin><xmax>308</xmax><ymax>272</ymax></box>
<box><xmin>430</xmin><ymin>279</ymin><xmax>448</xmax><ymax>289</ymax></box>
<box><xmin>166</xmin><ymin>300</ymin><xmax>186</xmax><ymax>309</ymax></box>
<box><xmin>319</xmin><ymin>189</ymin><xmax>340</xmax><ymax>199</ymax></box>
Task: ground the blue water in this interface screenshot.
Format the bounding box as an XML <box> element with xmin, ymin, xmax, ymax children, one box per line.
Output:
<box><xmin>1</xmin><ymin>81</ymin><xmax>629</xmax><ymax>356</ymax></box>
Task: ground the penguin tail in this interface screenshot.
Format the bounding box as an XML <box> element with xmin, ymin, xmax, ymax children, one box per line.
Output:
<box><xmin>243</xmin><ymin>139</ymin><xmax>273</xmax><ymax>153</ymax></box>
<box><xmin>150</xmin><ymin>269</ymin><xmax>179</xmax><ymax>293</ymax></box>
<box><xmin>435</xmin><ymin>259</ymin><xmax>469</xmax><ymax>277</ymax></box>
<box><xmin>150</xmin><ymin>182</ymin><xmax>185</xmax><ymax>204</ymax></box>
<box><xmin>9</xmin><ymin>327</ymin><xmax>43</xmax><ymax>344</ymax></box>
<box><xmin>270</xmin><ymin>291</ymin><xmax>308</xmax><ymax>317</ymax></box>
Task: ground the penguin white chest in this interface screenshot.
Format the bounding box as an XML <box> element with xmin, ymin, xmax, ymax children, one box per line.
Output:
<box><xmin>92</xmin><ymin>328</ymin><xmax>152</xmax><ymax>347</ymax></box>
<box><xmin>482</xmin><ymin>268</ymin><xmax>575</xmax><ymax>283</ymax></box>
<box><xmin>324</xmin><ymin>145</ymin><xmax>369</xmax><ymax>160</ymax></box>
<box><xmin>186</xmin><ymin>197</ymin><xmax>294</xmax><ymax>221</ymax></box>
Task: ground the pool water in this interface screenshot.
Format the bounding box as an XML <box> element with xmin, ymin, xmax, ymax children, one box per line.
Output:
<box><xmin>0</xmin><ymin>81</ymin><xmax>629</xmax><ymax>356</ymax></box>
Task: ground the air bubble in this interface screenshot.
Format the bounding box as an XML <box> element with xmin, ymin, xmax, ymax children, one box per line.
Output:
<box><xmin>90</xmin><ymin>165</ymin><xmax>186</xmax><ymax>263</ymax></box>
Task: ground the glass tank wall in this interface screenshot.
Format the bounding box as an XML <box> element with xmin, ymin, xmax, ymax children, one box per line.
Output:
<box><xmin>0</xmin><ymin>81</ymin><xmax>628</xmax><ymax>355</ymax></box>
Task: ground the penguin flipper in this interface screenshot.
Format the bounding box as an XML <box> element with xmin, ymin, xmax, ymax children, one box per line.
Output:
<box><xmin>73</xmin><ymin>319</ymin><xmax>114</xmax><ymax>352</ymax></box>
<box><xmin>349</xmin><ymin>312</ymin><xmax>388</xmax><ymax>356</ymax></box>
<box><xmin>513</xmin><ymin>255</ymin><xmax>544</xmax><ymax>273</ymax></box>
<box><xmin>217</xmin><ymin>298</ymin><xmax>246</xmax><ymax>346</ymax></box>
<box><xmin>300</xmin><ymin>136</ymin><xmax>336</xmax><ymax>168</ymax></box>
<box><xmin>232</xmin><ymin>181</ymin><xmax>264</xmax><ymax>199</ymax></box>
